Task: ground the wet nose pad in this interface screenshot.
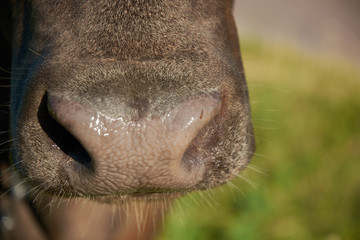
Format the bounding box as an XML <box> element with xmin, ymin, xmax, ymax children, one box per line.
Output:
<box><xmin>47</xmin><ymin>93</ymin><xmax>221</xmax><ymax>194</ymax></box>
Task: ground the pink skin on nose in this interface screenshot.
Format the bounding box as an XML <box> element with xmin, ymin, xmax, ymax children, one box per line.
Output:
<box><xmin>47</xmin><ymin>94</ymin><xmax>221</xmax><ymax>196</ymax></box>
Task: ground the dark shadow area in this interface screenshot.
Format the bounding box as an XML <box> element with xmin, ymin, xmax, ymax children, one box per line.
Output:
<box><xmin>0</xmin><ymin>0</ymin><xmax>12</xmax><ymax>164</ymax></box>
<box><xmin>38</xmin><ymin>94</ymin><xmax>93</xmax><ymax>170</ymax></box>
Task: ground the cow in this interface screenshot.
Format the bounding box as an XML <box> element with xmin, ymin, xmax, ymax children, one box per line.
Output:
<box><xmin>0</xmin><ymin>0</ymin><xmax>254</xmax><ymax>239</ymax></box>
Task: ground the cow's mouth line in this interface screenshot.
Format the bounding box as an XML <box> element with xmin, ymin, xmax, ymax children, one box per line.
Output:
<box><xmin>78</xmin><ymin>190</ymin><xmax>186</xmax><ymax>204</ymax></box>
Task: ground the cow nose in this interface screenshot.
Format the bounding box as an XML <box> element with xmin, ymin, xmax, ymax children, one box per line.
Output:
<box><xmin>47</xmin><ymin>93</ymin><xmax>221</xmax><ymax>195</ymax></box>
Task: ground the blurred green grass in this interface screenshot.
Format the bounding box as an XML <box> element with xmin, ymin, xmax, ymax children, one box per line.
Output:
<box><xmin>157</xmin><ymin>38</ymin><xmax>360</xmax><ymax>240</ymax></box>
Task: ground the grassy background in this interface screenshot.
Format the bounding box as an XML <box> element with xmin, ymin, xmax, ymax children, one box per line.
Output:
<box><xmin>157</xmin><ymin>38</ymin><xmax>360</xmax><ymax>240</ymax></box>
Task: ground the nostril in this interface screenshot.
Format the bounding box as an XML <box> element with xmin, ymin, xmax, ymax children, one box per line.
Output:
<box><xmin>37</xmin><ymin>94</ymin><xmax>92</xmax><ymax>168</ymax></box>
